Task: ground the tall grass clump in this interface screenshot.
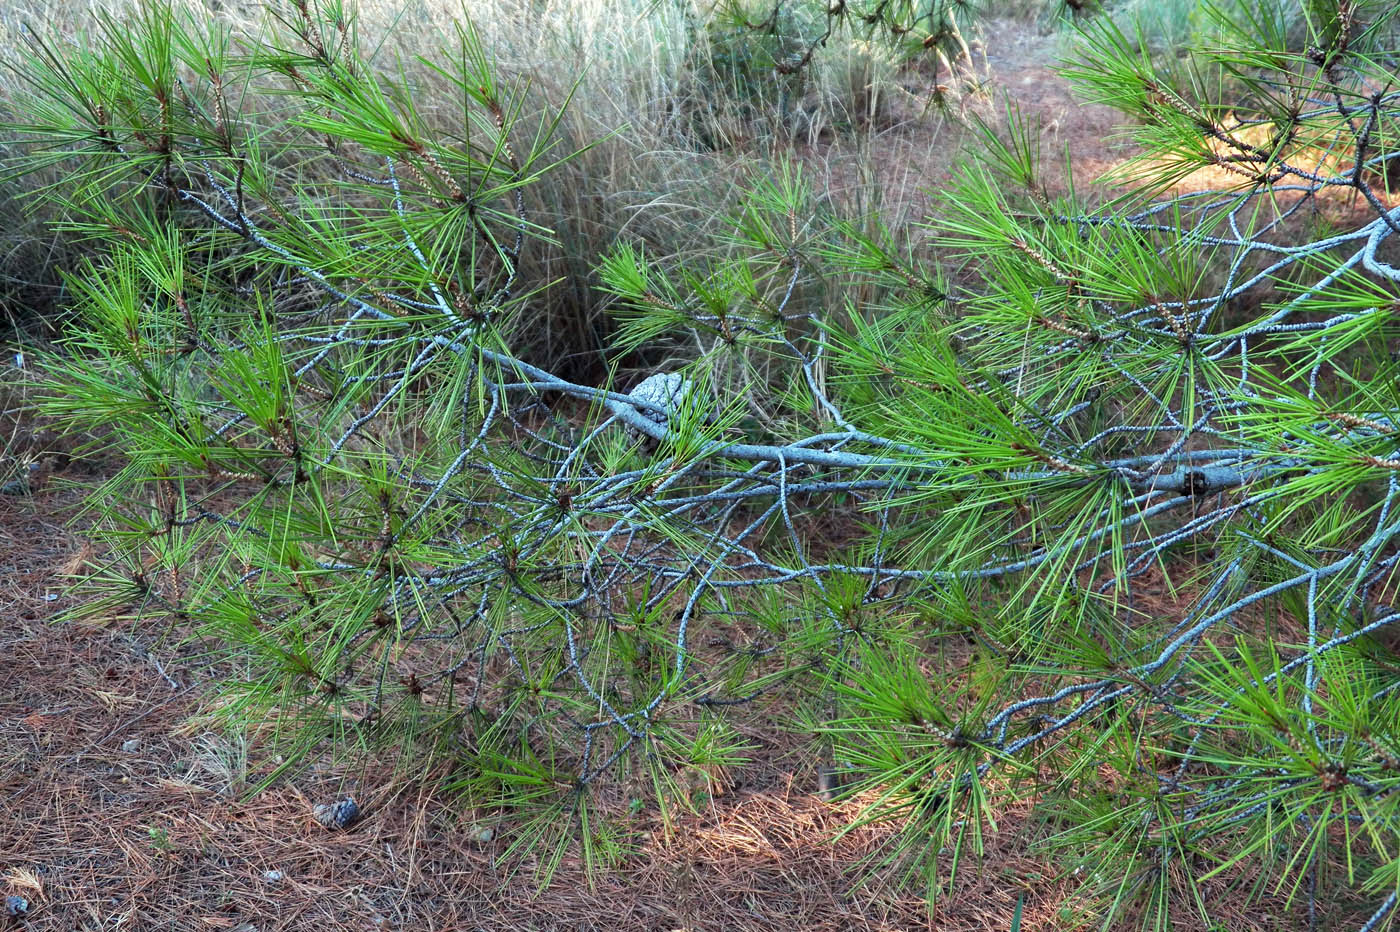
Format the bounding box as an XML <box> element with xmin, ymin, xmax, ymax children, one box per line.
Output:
<box><xmin>0</xmin><ymin>0</ymin><xmax>161</xmax><ymax>335</ymax></box>
<box><xmin>0</xmin><ymin>0</ymin><xmax>983</xmax><ymax>369</ymax></box>
<box><xmin>13</xmin><ymin>0</ymin><xmax>1400</xmax><ymax>927</ymax></box>
<box><xmin>316</xmin><ymin>0</ymin><xmax>989</xmax><ymax>375</ymax></box>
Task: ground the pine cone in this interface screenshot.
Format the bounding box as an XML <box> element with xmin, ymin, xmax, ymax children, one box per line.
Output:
<box><xmin>624</xmin><ymin>372</ymin><xmax>694</xmax><ymax>443</ymax></box>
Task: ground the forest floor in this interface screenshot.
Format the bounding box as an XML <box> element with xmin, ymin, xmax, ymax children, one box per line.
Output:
<box><xmin>0</xmin><ymin>18</ymin><xmax>1346</xmax><ymax>932</ymax></box>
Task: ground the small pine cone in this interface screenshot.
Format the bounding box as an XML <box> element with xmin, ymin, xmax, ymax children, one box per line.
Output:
<box><xmin>312</xmin><ymin>797</ymin><xmax>361</xmax><ymax>830</ymax></box>
<box><xmin>624</xmin><ymin>372</ymin><xmax>693</xmax><ymax>443</ymax></box>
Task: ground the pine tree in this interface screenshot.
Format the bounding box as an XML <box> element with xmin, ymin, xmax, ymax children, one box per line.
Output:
<box><xmin>8</xmin><ymin>0</ymin><xmax>1400</xmax><ymax>924</ymax></box>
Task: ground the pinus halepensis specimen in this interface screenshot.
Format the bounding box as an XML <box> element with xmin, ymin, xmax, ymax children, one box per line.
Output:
<box><xmin>12</xmin><ymin>0</ymin><xmax>1400</xmax><ymax>925</ymax></box>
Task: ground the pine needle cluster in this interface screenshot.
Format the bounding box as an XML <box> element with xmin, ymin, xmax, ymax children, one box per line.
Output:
<box><xmin>7</xmin><ymin>0</ymin><xmax>1400</xmax><ymax>925</ymax></box>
